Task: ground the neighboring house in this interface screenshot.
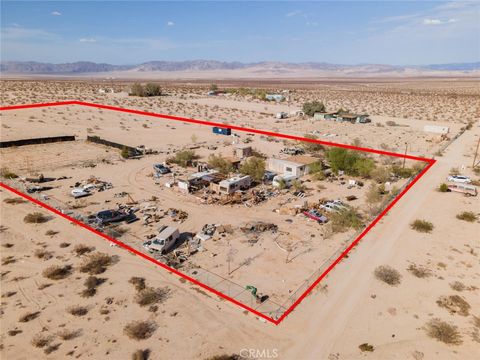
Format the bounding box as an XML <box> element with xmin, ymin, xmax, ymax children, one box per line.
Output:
<box><xmin>267</xmin><ymin>155</ymin><xmax>321</xmax><ymax>177</ymax></box>
<box><xmin>336</xmin><ymin>113</ymin><xmax>371</xmax><ymax>124</ymax></box>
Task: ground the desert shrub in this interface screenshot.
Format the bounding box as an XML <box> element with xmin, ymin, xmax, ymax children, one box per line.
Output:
<box><xmin>240</xmin><ymin>157</ymin><xmax>266</xmax><ymax>181</ymax></box>
<box><xmin>0</xmin><ymin>167</ymin><xmax>18</xmax><ymax>179</ymax></box>
<box><xmin>326</xmin><ymin>148</ymin><xmax>375</xmax><ymax>177</ymax></box>
<box><xmin>31</xmin><ymin>333</ymin><xmax>52</xmax><ymax>348</ymax></box>
<box><xmin>79</xmin><ymin>252</ymin><xmax>115</xmax><ymax>275</ymax></box>
<box><xmin>3</xmin><ymin>197</ymin><xmax>26</xmax><ymax>204</ymax></box>
<box><xmin>204</xmin><ymin>355</ymin><xmax>242</xmax><ymax>360</ymax></box>
<box><xmin>57</xmin><ymin>329</ymin><xmax>81</xmax><ymax>340</ymax></box>
<box><xmin>386</xmin><ymin>120</ymin><xmax>397</xmax><ymax>126</ymax></box>
<box><xmin>302</xmin><ymin>100</ymin><xmax>325</xmax><ymax>116</ymax></box>
<box><xmin>24</xmin><ymin>212</ymin><xmax>50</xmax><ymax>224</ymax></box>
<box><xmin>73</xmin><ymin>244</ymin><xmax>94</xmax><ymax>256</ymax></box>
<box><xmin>44</xmin><ymin>343</ymin><xmax>61</xmax><ymax>354</ymax></box>
<box><xmin>301</xmin><ymin>134</ymin><xmax>324</xmax><ymax>153</ymax></box>
<box><xmin>359</xmin><ymin>343</ymin><xmax>374</xmax><ymax>352</ymax></box>
<box><xmin>456</xmin><ymin>211</ymin><xmax>477</xmax><ymax>222</ymax></box>
<box><xmin>291</xmin><ymin>180</ymin><xmax>306</xmax><ymax>192</ymax></box>
<box><xmin>42</xmin><ymin>265</ymin><xmax>72</xmax><ymax>280</ymax></box>
<box><xmin>449</xmin><ymin>281</ymin><xmax>466</xmax><ymax>292</ymax></box>
<box><xmin>124</xmin><ymin>320</ymin><xmax>157</xmax><ymax>340</ymax></box>
<box><xmin>208</xmin><ymin>154</ymin><xmax>234</xmax><ymax>175</ymax></box>
<box><xmin>331</xmin><ymin>208</ymin><xmax>363</xmax><ymax>233</ymax></box>
<box><xmin>371</xmin><ymin>166</ymin><xmax>390</xmax><ymax>183</ymax></box>
<box><xmin>436</xmin><ymin>295</ymin><xmax>470</xmax><ymax>316</ymax></box>
<box><xmin>135</xmin><ymin>287</ymin><xmax>170</xmax><ymax>307</ymax></box>
<box><xmin>67</xmin><ymin>305</ymin><xmax>88</xmax><ymax>316</ymax></box>
<box><xmin>374</xmin><ymin>265</ymin><xmax>402</xmax><ymax>286</ymax></box>
<box><xmin>129</xmin><ymin>277</ymin><xmax>146</xmax><ymax>292</ymax></box>
<box><xmin>407</xmin><ymin>264</ymin><xmax>432</xmax><ymax>278</ymax></box>
<box><xmin>59</xmin><ymin>242</ymin><xmax>70</xmax><ymax>248</ymax></box>
<box><xmin>410</xmin><ymin>219</ymin><xmax>434</xmax><ymax>233</ymax></box>
<box><xmin>438</xmin><ymin>183</ymin><xmax>449</xmax><ymax>192</ymax></box>
<box><xmin>130</xmin><ymin>83</ymin><xmax>161</xmax><ymax>97</ymax></box>
<box><xmin>84</xmin><ymin>276</ymin><xmax>104</xmax><ymax>289</ymax></box>
<box><xmin>425</xmin><ymin>318</ymin><xmax>462</xmax><ymax>345</ymax></box>
<box><xmin>391</xmin><ymin>165</ymin><xmax>416</xmax><ymax>178</ymax></box>
<box><xmin>34</xmin><ymin>249</ymin><xmax>53</xmax><ymax>260</ymax></box>
<box><xmin>19</xmin><ymin>311</ymin><xmax>41</xmax><ymax>323</ymax></box>
<box><xmin>132</xmin><ymin>349</ymin><xmax>151</xmax><ymax>360</ymax></box>
<box><xmin>167</xmin><ymin>150</ymin><xmax>198</xmax><ymax>167</ymax></box>
<box><xmin>45</xmin><ymin>230</ymin><xmax>59</xmax><ymax>236</ymax></box>
<box><xmin>366</xmin><ymin>184</ymin><xmax>383</xmax><ymax>204</ymax></box>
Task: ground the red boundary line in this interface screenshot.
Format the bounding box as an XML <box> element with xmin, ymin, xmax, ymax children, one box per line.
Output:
<box><xmin>0</xmin><ymin>101</ymin><xmax>436</xmax><ymax>325</ymax></box>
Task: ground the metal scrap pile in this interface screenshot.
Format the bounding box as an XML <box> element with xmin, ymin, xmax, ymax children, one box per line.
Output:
<box><xmin>167</xmin><ymin>208</ymin><xmax>188</xmax><ymax>223</ymax></box>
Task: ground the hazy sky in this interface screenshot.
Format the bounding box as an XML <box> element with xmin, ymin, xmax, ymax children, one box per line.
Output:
<box><xmin>1</xmin><ymin>1</ymin><xmax>479</xmax><ymax>65</ymax></box>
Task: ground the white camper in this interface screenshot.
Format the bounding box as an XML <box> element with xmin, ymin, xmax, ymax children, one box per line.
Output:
<box><xmin>144</xmin><ymin>226</ymin><xmax>180</xmax><ymax>254</ymax></box>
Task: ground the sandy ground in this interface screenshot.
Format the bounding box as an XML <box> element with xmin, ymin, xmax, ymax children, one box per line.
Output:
<box><xmin>1</xmin><ymin>80</ymin><xmax>479</xmax><ymax>359</ymax></box>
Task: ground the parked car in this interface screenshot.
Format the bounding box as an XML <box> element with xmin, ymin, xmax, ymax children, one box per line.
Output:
<box><xmin>143</xmin><ymin>226</ymin><xmax>180</xmax><ymax>254</ymax></box>
<box><xmin>303</xmin><ymin>210</ymin><xmax>328</xmax><ymax>223</ymax></box>
<box><xmin>320</xmin><ymin>203</ymin><xmax>338</xmax><ymax>212</ymax></box>
<box><xmin>95</xmin><ymin>209</ymin><xmax>137</xmax><ymax>225</ymax></box>
<box><xmin>153</xmin><ymin>163</ymin><xmax>171</xmax><ymax>174</ymax></box>
<box><xmin>447</xmin><ymin>175</ymin><xmax>471</xmax><ymax>184</ymax></box>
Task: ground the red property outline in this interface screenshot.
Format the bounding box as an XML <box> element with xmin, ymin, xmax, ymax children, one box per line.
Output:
<box><xmin>0</xmin><ymin>101</ymin><xmax>436</xmax><ymax>325</ymax></box>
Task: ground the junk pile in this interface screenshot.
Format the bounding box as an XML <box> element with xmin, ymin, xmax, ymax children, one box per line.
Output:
<box><xmin>167</xmin><ymin>208</ymin><xmax>188</xmax><ymax>223</ymax></box>
<box><xmin>241</xmin><ymin>222</ymin><xmax>278</xmax><ymax>234</ymax></box>
<box><xmin>195</xmin><ymin>224</ymin><xmax>217</xmax><ymax>241</ymax></box>
<box><xmin>71</xmin><ymin>176</ymin><xmax>113</xmax><ymax>198</ymax></box>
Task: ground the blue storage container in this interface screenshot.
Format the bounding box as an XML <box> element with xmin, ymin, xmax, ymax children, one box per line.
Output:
<box><xmin>212</xmin><ymin>127</ymin><xmax>231</xmax><ymax>136</ymax></box>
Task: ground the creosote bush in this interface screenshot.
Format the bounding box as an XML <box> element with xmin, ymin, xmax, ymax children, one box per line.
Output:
<box><xmin>79</xmin><ymin>252</ymin><xmax>115</xmax><ymax>275</ymax></box>
<box><xmin>42</xmin><ymin>265</ymin><xmax>72</xmax><ymax>280</ymax></box>
<box><xmin>67</xmin><ymin>305</ymin><xmax>89</xmax><ymax>316</ymax></box>
<box><xmin>124</xmin><ymin>320</ymin><xmax>157</xmax><ymax>340</ymax></box>
<box><xmin>374</xmin><ymin>265</ymin><xmax>402</xmax><ymax>286</ymax></box>
<box><xmin>425</xmin><ymin>318</ymin><xmax>462</xmax><ymax>345</ymax></box>
<box><xmin>132</xmin><ymin>349</ymin><xmax>151</xmax><ymax>360</ymax></box>
<box><xmin>135</xmin><ymin>287</ymin><xmax>170</xmax><ymax>307</ymax></box>
<box><xmin>24</xmin><ymin>212</ymin><xmax>50</xmax><ymax>224</ymax></box>
<box><xmin>410</xmin><ymin>219</ymin><xmax>434</xmax><ymax>233</ymax></box>
<box><xmin>456</xmin><ymin>211</ymin><xmax>477</xmax><ymax>222</ymax></box>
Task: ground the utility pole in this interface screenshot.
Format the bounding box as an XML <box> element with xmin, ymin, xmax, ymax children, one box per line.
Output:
<box><xmin>402</xmin><ymin>142</ymin><xmax>408</xmax><ymax>168</ymax></box>
<box><xmin>473</xmin><ymin>136</ymin><xmax>480</xmax><ymax>168</ymax></box>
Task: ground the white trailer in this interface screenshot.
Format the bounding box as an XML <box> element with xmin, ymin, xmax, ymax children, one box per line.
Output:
<box><xmin>144</xmin><ymin>226</ymin><xmax>180</xmax><ymax>254</ymax></box>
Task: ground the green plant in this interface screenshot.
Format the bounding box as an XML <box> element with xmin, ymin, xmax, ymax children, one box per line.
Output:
<box><xmin>438</xmin><ymin>183</ymin><xmax>449</xmax><ymax>192</ymax></box>
<box><xmin>0</xmin><ymin>167</ymin><xmax>18</xmax><ymax>179</ymax></box>
<box><xmin>240</xmin><ymin>157</ymin><xmax>266</xmax><ymax>181</ymax></box>
<box><xmin>302</xmin><ymin>100</ymin><xmax>326</xmax><ymax>116</ymax></box>
<box><xmin>208</xmin><ymin>154</ymin><xmax>234</xmax><ymax>175</ymax></box>
<box><xmin>330</xmin><ymin>208</ymin><xmax>363</xmax><ymax>233</ymax></box>
<box><xmin>301</xmin><ymin>134</ymin><xmax>324</xmax><ymax>153</ymax></box>
<box><xmin>167</xmin><ymin>150</ymin><xmax>198</xmax><ymax>167</ymax></box>
<box><xmin>456</xmin><ymin>211</ymin><xmax>477</xmax><ymax>222</ymax></box>
<box><xmin>410</xmin><ymin>219</ymin><xmax>434</xmax><ymax>233</ymax></box>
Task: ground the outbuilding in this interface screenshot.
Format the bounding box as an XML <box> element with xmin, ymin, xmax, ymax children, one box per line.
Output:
<box><xmin>267</xmin><ymin>155</ymin><xmax>321</xmax><ymax>177</ymax></box>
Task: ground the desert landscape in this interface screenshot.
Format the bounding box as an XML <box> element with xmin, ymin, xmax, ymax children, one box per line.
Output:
<box><xmin>1</xmin><ymin>76</ymin><xmax>479</xmax><ymax>360</ymax></box>
<box><xmin>3</xmin><ymin>0</ymin><xmax>480</xmax><ymax>357</ymax></box>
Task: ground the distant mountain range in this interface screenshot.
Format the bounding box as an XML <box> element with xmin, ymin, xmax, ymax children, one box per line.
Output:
<box><xmin>1</xmin><ymin>60</ymin><xmax>479</xmax><ymax>77</ymax></box>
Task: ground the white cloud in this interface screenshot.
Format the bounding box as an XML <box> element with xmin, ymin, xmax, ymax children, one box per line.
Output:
<box><xmin>286</xmin><ymin>10</ymin><xmax>303</xmax><ymax>18</ymax></box>
<box><xmin>167</xmin><ymin>21</ymin><xmax>175</xmax><ymax>26</ymax></box>
<box><xmin>51</xmin><ymin>11</ymin><xmax>62</xmax><ymax>16</ymax></box>
<box><xmin>79</xmin><ymin>38</ymin><xmax>96</xmax><ymax>43</ymax></box>
<box><xmin>423</xmin><ymin>18</ymin><xmax>443</xmax><ymax>25</ymax></box>
<box><xmin>306</xmin><ymin>21</ymin><xmax>318</xmax><ymax>27</ymax></box>
<box><xmin>423</xmin><ymin>18</ymin><xmax>459</xmax><ymax>26</ymax></box>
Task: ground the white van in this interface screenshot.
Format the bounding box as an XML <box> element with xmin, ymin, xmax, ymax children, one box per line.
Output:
<box><xmin>143</xmin><ymin>226</ymin><xmax>180</xmax><ymax>254</ymax></box>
